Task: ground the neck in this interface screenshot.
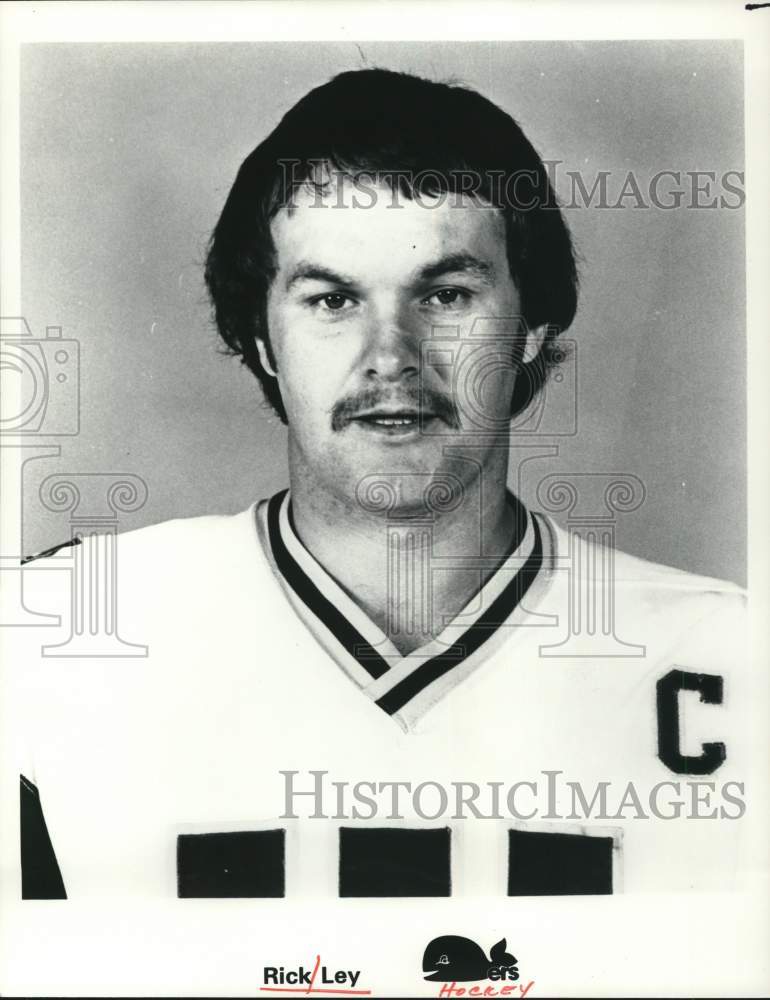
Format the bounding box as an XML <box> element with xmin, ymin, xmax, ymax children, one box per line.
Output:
<box><xmin>288</xmin><ymin>462</ymin><xmax>517</xmax><ymax>655</ymax></box>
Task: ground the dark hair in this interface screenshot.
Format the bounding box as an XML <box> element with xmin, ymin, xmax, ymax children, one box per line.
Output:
<box><xmin>205</xmin><ymin>68</ymin><xmax>578</xmax><ymax>423</ymax></box>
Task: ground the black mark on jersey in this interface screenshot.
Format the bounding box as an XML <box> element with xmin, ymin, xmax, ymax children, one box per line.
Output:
<box><xmin>508</xmin><ymin>827</ymin><xmax>613</xmax><ymax>895</ymax></box>
<box><xmin>21</xmin><ymin>536</ymin><xmax>81</xmax><ymax>565</ymax></box>
<box><xmin>656</xmin><ymin>669</ymin><xmax>726</xmax><ymax>775</ymax></box>
<box><xmin>177</xmin><ymin>829</ymin><xmax>285</xmax><ymax>898</ymax></box>
<box><xmin>339</xmin><ymin>826</ymin><xmax>451</xmax><ymax>896</ymax></box>
<box><xmin>20</xmin><ymin>775</ymin><xmax>67</xmax><ymax>899</ymax></box>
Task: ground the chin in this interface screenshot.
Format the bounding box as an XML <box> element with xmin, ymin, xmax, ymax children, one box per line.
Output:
<box><xmin>351</xmin><ymin>466</ymin><xmax>466</xmax><ymax>520</ymax></box>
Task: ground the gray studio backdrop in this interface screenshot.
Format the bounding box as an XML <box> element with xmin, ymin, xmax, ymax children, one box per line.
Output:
<box><xmin>19</xmin><ymin>41</ymin><xmax>745</xmax><ymax>585</ymax></box>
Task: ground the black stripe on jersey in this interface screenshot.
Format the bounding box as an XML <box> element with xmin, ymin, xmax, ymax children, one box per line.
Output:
<box><xmin>375</xmin><ymin>516</ymin><xmax>544</xmax><ymax>715</ymax></box>
<box><xmin>21</xmin><ymin>536</ymin><xmax>81</xmax><ymax>565</ymax></box>
<box><xmin>20</xmin><ymin>775</ymin><xmax>67</xmax><ymax>899</ymax></box>
<box><xmin>339</xmin><ymin>826</ymin><xmax>451</xmax><ymax>897</ymax></box>
<box><xmin>266</xmin><ymin>490</ymin><xmax>390</xmax><ymax>680</ymax></box>
<box><xmin>177</xmin><ymin>830</ymin><xmax>285</xmax><ymax>898</ymax></box>
<box><xmin>508</xmin><ymin>827</ymin><xmax>613</xmax><ymax>895</ymax></box>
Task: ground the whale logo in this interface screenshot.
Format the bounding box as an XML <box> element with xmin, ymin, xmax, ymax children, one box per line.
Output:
<box><xmin>422</xmin><ymin>935</ymin><xmax>518</xmax><ymax>982</ymax></box>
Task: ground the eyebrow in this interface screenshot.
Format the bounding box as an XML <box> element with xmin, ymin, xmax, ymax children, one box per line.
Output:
<box><xmin>285</xmin><ymin>264</ymin><xmax>356</xmax><ymax>291</ymax></box>
<box><xmin>416</xmin><ymin>252</ymin><xmax>496</xmax><ymax>285</ymax></box>
<box><xmin>284</xmin><ymin>251</ymin><xmax>496</xmax><ymax>293</ymax></box>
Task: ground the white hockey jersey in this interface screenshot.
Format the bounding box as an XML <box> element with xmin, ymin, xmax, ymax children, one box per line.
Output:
<box><xmin>10</xmin><ymin>490</ymin><xmax>748</xmax><ymax>900</ymax></box>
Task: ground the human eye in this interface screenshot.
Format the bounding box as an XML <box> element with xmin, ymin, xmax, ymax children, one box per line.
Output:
<box><xmin>308</xmin><ymin>292</ymin><xmax>357</xmax><ymax>314</ymax></box>
<box><xmin>420</xmin><ymin>287</ymin><xmax>472</xmax><ymax>311</ymax></box>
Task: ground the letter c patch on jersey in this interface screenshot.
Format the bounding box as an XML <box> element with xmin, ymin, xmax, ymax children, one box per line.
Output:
<box><xmin>656</xmin><ymin>669</ymin><xmax>726</xmax><ymax>775</ymax></box>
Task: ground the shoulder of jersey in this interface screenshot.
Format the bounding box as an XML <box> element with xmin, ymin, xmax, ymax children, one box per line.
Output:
<box><xmin>21</xmin><ymin>505</ymin><xmax>267</xmax><ymax>584</ymax></box>
<box><xmin>545</xmin><ymin>516</ymin><xmax>746</xmax><ymax>620</ymax></box>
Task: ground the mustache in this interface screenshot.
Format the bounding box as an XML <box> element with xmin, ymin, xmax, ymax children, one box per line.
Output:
<box><xmin>330</xmin><ymin>384</ymin><xmax>460</xmax><ymax>432</ymax></box>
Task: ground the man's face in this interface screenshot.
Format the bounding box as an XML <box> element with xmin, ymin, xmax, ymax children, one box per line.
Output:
<box><xmin>263</xmin><ymin>178</ymin><xmax>541</xmax><ymax>513</ymax></box>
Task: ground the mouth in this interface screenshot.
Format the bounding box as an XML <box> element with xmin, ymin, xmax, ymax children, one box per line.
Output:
<box><xmin>350</xmin><ymin>409</ymin><xmax>435</xmax><ymax>436</ymax></box>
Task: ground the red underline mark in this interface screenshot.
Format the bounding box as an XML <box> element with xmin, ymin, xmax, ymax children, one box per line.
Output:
<box><xmin>259</xmin><ymin>991</ymin><xmax>372</xmax><ymax>996</ymax></box>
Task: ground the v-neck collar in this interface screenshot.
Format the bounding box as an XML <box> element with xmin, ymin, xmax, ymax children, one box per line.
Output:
<box><xmin>257</xmin><ymin>489</ymin><xmax>551</xmax><ymax>730</ymax></box>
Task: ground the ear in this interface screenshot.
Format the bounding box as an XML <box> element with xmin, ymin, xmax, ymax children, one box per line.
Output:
<box><xmin>521</xmin><ymin>322</ymin><xmax>548</xmax><ymax>364</ymax></box>
<box><xmin>256</xmin><ymin>337</ymin><xmax>278</xmax><ymax>378</ymax></box>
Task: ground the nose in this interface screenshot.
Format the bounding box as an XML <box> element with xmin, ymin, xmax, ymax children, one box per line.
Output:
<box><xmin>361</xmin><ymin>305</ymin><xmax>420</xmax><ymax>382</ymax></box>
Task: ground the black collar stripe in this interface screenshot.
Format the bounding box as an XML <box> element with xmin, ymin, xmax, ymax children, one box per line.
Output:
<box><xmin>374</xmin><ymin>516</ymin><xmax>544</xmax><ymax>716</ymax></box>
<box><xmin>266</xmin><ymin>491</ymin><xmax>390</xmax><ymax>680</ymax></box>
